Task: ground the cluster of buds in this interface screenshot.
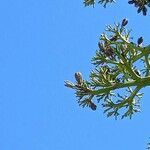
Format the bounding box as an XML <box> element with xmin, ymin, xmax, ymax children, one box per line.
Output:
<box><xmin>98</xmin><ymin>42</ymin><xmax>115</xmax><ymax>59</ymax></box>
<box><xmin>75</xmin><ymin>72</ymin><xmax>83</xmax><ymax>85</ymax></box>
<box><xmin>97</xmin><ymin>18</ymin><xmax>129</xmax><ymax>61</ymax></box>
<box><xmin>65</xmin><ymin>72</ymin><xmax>83</xmax><ymax>87</ymax></box>
<box><xmin>84</xmin><ymin>0</ymin><xmax>150</xmax><ymax>15</ymax></box>
<box><xmin>74</xmin><ymin>72</ymin><xmax>97</xmax><ymax>110</ymax></box>
<box><xmin>65</xmin><ymin>72</ymin><xmax>97</xmax><ymax>111</ymax></box>
<box><xmin>128</xmin><ymin>0</ymin><xmax>150</xmax><ymax>15</ymax></box>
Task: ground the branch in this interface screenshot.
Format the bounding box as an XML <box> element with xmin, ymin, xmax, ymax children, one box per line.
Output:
<box><xmin>65</xmin><ymin>19</ymin><xmax>150</xmax><ymax>119</ymax></box>
<box><xmin>84</xmin><ymin>0</ymin><xmax>150</xmax><ymax>15</ymax></box>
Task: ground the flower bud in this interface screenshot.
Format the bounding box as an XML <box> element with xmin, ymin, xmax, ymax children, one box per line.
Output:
<box><xmin>75</xmin><ymin>72</ymin><xmax>83</xmax><ymax>85</ymax></box>
<box><xmin>137</xmin><ymin>7</ymin><xmax>142</xmax><ymax>13</ymax></box>
<box><xmin>90</xmin><ymin>102</ymin><xmax>97</xmax><ymax>111</ymax></box>
<box><xmin>128</xmin><ymin>0</ymin><xmax>134</xmax><ymax>4</ymax></box>
<box><xmin>121</xmin><ymin>18</ymin><xmax>128</xmax><ymax>26</ymax></box>
<box><xmin>142</xmin><ymin>6</ymin><xmax>147</xmax><ymax>16</ymax></box>
<box><xmin>137</xmin><ymin>37</ymin><xmax>143</xmax><ymax>46</ymax></box>
<box><xmin>64</xmin><ymin>80</ymin><xmax>75</xmax><ymax>88</ymax></box>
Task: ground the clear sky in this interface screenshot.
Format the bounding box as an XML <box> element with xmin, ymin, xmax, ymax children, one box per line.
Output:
<box><xmin>0</xmin><ymin>0</ymin><xmax>150</xmax><ymax>150</ymax></box>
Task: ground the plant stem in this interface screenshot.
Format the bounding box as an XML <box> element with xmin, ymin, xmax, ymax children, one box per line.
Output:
<box><xmin>91</xmin><ymin>76</ymin><xmax>150</xmax><ymax>95</ymax></box>
<box><xmin>145</xmin><ymin>54</ymin><xmax>150</xmax><ymax>76</ymax></box>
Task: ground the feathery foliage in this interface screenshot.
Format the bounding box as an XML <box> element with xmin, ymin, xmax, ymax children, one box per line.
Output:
<box><xmin>65</xmin><ymin>19</ymin><xmax>150</xmax><ymax>119</ymax></box>
<box><xmin>65</xmin><ymin>0</ymin><xmax>150</xmax><ymax>149</ymax></box>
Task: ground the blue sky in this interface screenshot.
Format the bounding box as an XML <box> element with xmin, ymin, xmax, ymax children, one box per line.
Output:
<box><xmin>0</xmin><ymin>0</ymin><xmax>150</xmax><ymax>150</ymax></box>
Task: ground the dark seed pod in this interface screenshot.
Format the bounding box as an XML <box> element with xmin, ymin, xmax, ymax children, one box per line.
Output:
<box><xmin>121</xmin><ymin>18</ymin><xmax>128</xmax><ymax>26</ymax></box>
<box><xmin>128</xmin><ymin>0</ymin><xmax>134</xmax><ymax>4</ymax></box>
<box><xmin>142</xmin><ymin>7</ymin><xmax>147</xmax><ymax>16</ymax></box>
<box><xmin>75</xmin><ymin>72</ymin><xmax>83</xmax><ymax>85</ymax></box>
<box><xmin>90</xmin><ymin>102</ymin><xmax>97</xmax><ymax>111</ymax></box>
<box><xmin>137</xmin><ymin>7</ymin><xmax>142</xmax><ymax>13</ymax></box>
<box><xmin>137</xmin><ymin>37</ymin><xmax>143</xmax><ymax>46</ymax></box>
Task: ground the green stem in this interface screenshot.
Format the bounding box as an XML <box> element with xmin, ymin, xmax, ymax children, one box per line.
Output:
<box><xmin>127</xmin><ymin>86</ymin><xmax>142</xmax><ymax>103</ymax></box>
<box><xmin>116</xmin><ymin>44</ymin><xmax>140</xmax><ymax>80</ymax></box>
<box><xmin>113</xmin><ymin>86</ymin><xmax>141</xmax><ymax>113</ymax></box>
<box><xmin>145</xmin><ymin>54</ymin><xmax>150</xmax><ymax>76</ymax></box>
<box><xmin>132</xmin><ymin>47</ymin><xmax>150</xmax><ymax>63</ymax></box>
<box><xmin>90</xmin><ymin>76</ymin><xmax>150</xmax><ymax>95</ymax></box>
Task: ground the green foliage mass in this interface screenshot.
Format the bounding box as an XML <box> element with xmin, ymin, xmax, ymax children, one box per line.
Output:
<box><xmin>65</xmin><ymin>0</ymin><xmax>150</xmax><ymax>148</ymax></box>
<box><xmin>65</xmin><ymin>19</ymin><xmax>150</xmax><ymax>119</ymax></box>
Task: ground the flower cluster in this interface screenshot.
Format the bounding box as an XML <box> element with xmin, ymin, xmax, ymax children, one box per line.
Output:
<box><xmin>65</xmin><ymin>72</ymin><xmax>97</xmax><ymax>111</ymax></box>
